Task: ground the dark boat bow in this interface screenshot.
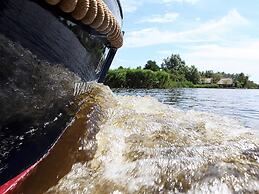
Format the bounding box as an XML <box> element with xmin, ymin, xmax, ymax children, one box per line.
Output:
<box><xmin>0</xmin><ymin>0</ymin><xmax>123</xmax><ymax>191</ymax></box>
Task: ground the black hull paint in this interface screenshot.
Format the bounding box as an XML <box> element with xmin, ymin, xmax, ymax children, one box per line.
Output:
<box><xmin>0</xmin><ymin>0</ymin><xmax>122</xmax><ymax>185</ymax></box>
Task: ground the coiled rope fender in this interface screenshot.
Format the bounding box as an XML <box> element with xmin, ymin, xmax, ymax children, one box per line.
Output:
<box><xmin>46</xmin><ymin>0</ymin><xmax>61</xmax><ymax>5</ymax></box>
<box><xmin>45</xmin><ymin>0</ymin><xmax>123</xmax><ymax>48</ymax></box>
<box><xmin>71</xmin><ymin>0</ymin><xmax>90</xmax><ymax>20</ymax></box>
<box><xmin>60</xmin><ymin>0</ymin><xmax>78</xmax><ymax>13</ymax></box>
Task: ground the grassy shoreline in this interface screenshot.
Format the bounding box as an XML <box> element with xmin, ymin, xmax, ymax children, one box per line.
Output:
<box><xmin>105</xmin><ymin>53</ymin><xmax>258</xmax><ymax>89</ymax></box>
<box><xmin>104</xmin><ymin>68</ymin><xmax>259</xmax><ymax>89</ymax></box>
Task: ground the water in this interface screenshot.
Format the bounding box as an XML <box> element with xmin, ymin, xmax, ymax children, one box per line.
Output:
<box><xmin>18</xmin><ymin>84</ymin><xmax>259</xmax><ymax>194</ymax></box>
<box><xmin>113</xmin><ymin>88</ymin><xmax>259</xmax><ymax>130</ymax></box>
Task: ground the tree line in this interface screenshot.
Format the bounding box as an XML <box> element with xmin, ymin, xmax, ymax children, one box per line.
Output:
<box><xmin>104</xmin><ymin>53</ymin><xmax>259</xmax><ymax>89</ymax></box>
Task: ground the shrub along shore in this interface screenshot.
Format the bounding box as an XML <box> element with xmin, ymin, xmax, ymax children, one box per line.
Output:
<box><xmin>104</xmin><ymin>54</ymin><xmax>259</xmax><ymax>89</ymax></box>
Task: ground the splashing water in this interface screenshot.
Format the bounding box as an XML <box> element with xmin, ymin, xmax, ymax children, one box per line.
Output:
<box><xmin>29</xmin><ymin>84</ymin><xmax>259</xmax><ymax>193</ymax></box>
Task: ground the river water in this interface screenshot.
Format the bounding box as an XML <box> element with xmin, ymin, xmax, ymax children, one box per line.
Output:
<box><xmin>18</xmin><ymin>84</ymin><xmax>259</xmax><ymax>194</ymax></box>
<box><xmin>113</xmin><ymin>88</ymin><xmax>259</xmax><ymax>130</ymax></box>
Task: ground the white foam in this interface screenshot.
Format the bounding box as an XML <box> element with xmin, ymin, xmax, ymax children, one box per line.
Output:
<box><xmin>47</xmin><ymin>84</ymin><xmax>259</xmax><ymax>194</ymax></box>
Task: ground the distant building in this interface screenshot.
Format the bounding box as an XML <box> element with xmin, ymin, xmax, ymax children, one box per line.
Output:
<box><xmin>217</xmin><ymin>78</ymin><xmax>234</xmax><ymax>87</ymax></box>
<box><xmin>200</xmin><ymin>78</ymin><xmax>213</xmax><ymax>84</ymax></box>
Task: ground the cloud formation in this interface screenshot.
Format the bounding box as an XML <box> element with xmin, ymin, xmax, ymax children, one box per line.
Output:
<box><xmin>120</xmin><ymin>0</ymin><xmax>142</xmax><ymax>13</ymax></box>
<box><xmin>138</xmin><ymin>12</ymin><xmax>179</xmax><ymax>23</ymax></box>
<box><xmin>183</xmin><ymin>41</ymin><xmax>259</xmax><ymax>82</ymax></box>
<box><xmin>161</xmin><ymin>0</ymin><xmax>199</xmax><ymax>4</ymax></box>
<box><xmin>115</xmin><ymin>0</ymin><xmax>259</xmax><ymax>83</ymax></box>
<box><xmin>125</xmin><ymin>9</ymin><xmax>248</xmax><ymax>48</ymax></box>
<box><xmin>120</xmin><ymin>0</ymin><xmax>199</xmax><ymax>13</ymax></box>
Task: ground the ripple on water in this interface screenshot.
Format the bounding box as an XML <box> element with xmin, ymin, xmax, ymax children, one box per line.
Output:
<box><xmin>46</xmin><ymin>84</ymin><xmax>259</xmax><ymax>194</ymax></box>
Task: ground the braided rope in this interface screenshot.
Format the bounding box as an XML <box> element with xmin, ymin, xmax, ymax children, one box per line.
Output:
<box><xmin>108</xmin><ymin>25</ymin><xmax>120</xmax><ymax>40</ymax></box>
<box><xmin>46</xmin><ymin>0</ymin><xmax>61</xmax><ymax>5</ymax></box>
<box><xmin>59</xmin><ymin>0</ymin><xmax>78</xmax><ymax>13</ymax></box>
<box><xmin>100</xmin><ymin>14</ymin><xmax>114</xmax><ymax>34</ymax></box>
<box><xmin>107</xmin><ymin>17</ymin><xmax>117</xmax><ymax>37</ymax></box>
<box><xmin>81</xmin><ymin>0</ymin><xmax>98</xmax><ymax>25</ymax></box>
<box><xmin>46</xmin><ymin>0</ymin><xmax>123</xmax><ymax>48</ymax></box>
<box><xmin>97</xmin><ymin>7</ymin><xmax>110</xmax><ymax>33</ymax></box>
<box><xmin>90</xmin><ymin>0</ymin><xmax>105</xmax><ymax>29</ymax></box>
<box><xmin>71</xmin><ymin>0</ymin><xmax>90</xmax><ymax>20</ymax></box>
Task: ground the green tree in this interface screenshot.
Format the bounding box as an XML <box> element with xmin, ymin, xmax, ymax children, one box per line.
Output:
<box><xmin>234</xmin><ymin>73</ymin><xmax>249</xmax><ymax>88</ymax></box>
<box><xmin>144</xmin><ymin>60</ymin><xmax>160</xmax><ymax>71</ymax></box>
<box><xmin>104</xmin><ymin>52</ymin><xmax>259</xmax><ymax>89</ymax></box>
<box><xmin>185</xmin><ymin>65</ymin><xmax>200</xmax><ymax>84</ymax></box>
<box><xmin>162</xmin><ymin>54</ymin><xmax>185</xmax><ymax>71</ymax></box>
<box><xmin>204</xmin><ymin>70</ymin><xmax>214</xmax><ymax>78</ymax></box>
<box><xmin>170</xmin><ymin>71</ymin><xmax>186</xmax><ymax>82</ymax></box>
<box><xmin>212</xmin><ymin>73</ymin><xmax>222</xmax><ymax>83</ymax></box>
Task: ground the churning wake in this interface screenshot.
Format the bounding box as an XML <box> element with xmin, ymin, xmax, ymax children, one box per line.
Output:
<box><xmin>45</xmin><ymin>83</ymin><xmax>259</xmax><ymax>194</ymax></box>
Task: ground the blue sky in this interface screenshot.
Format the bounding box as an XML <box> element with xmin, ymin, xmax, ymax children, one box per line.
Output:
<box><xmin>112</xmin><ymin>0</ymin><xmax>259</xmax><ymax>83</ymax></box>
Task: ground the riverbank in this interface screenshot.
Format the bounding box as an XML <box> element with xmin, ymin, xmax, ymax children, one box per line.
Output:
<box><xmin>104</xmin><ymin>68</ymin><xmax>259</xmax><ymax>89</ymax></box>
<box><xmin>105</xmin><ymin>54</ymin><xmax>258</xmax><ymax>89</ymax></box>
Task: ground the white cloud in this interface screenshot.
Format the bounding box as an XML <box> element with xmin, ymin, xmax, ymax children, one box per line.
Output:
<box><xmin>183</xmin><ymin>41</ymin><xmax>259</xmax><ymax>83</ymax></box>
<box><xmin>118</xmin><ymin>9</ymin><xmax>259</xmax><ymax>82</ymax></box>
<box><xmin>155</xmin><ymin>41</ymin><xmax>259</xmax><ymax>83</ymax></box>
<box><xmin>186</xmin><ymin>42</ymin><xmax>259</xmax><ymax>61</ymax></box>
<box><xmin>120</xmin><ymin>0</ymin><xmax>199</xmax><ymax>13</ymax></box>
<box><xmin>124</xmin><ymin>9</ymin><xmax>248</xmax><ymax>48</ymax></box>
<box><xmin>120</xmin><ymin>0</ymin><xmax>142</xmax><ymax>13</ymax></box>
<box><xmin>138</xmin><ymin>12</ymin><xmax>179</xmax><ymax>23</ymax></box>
<box><xmin>195</xmin><ymin>17</ymin><xmax>201</xmax><ymax>21</ymax></box>
<box><xmin>157</xmin><ymin>50</ymin><xmax>173</xmax><ymax>55</ymax></box>
<box><xmin>161</xmin><ymin>0</ymin><xmax>199</xmax><ymax>4</ymax></box>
